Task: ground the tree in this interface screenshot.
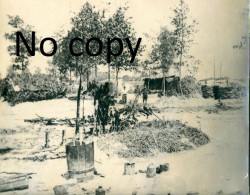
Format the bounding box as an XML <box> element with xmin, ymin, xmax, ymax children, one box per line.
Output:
<box><xmin>52</xmin><ymin>30</ymin><xmax>75</xmax><ymax>84</ymax></box>
<box><xmin>71</xmin><ymin>3</ymin><xmax>104</xmax><ymax>134</ymax></box>
<box><xmin>104</xmin><ymin>6</ymin><xmax>143</xmax><ymax>90</ymax></box>
<box><xmin>233</xmin><ymin>8</ymin><xmax>248</xmax><ymax>50</ymax></box>
<box><xmin>46</xmin><ymin>60</ymin><xmax>59</xmax><ymax>78</ymax></box>
<box><xmin>171</xmin><ymin>0</ymin><xmax>198</xmax><ymax>91</ymax></box>
<box><xmin>5</xmin><ymin>15</ymin><xmax>38</xmax><ymax>71</ymax></box>
<box><xmin>233</xmin><ymin>35</ymin><xmax>248</xmax><ymax>50</ymax></box>
<box><xmin>151</xmin><ymin>27</ymin><xmax>176</xmax><ymax>95</ymax></box>
<box><xmin>52</xmin><ymin>3</ymin><xmax>103</xmax><ymax>135</ymax></box>
<box><xmin>142</xmin><ymin>59</ymin><xmax>152</xmax><ymax>89</ymax></box>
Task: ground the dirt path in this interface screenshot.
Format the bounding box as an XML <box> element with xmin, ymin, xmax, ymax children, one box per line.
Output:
<box><xmin>0</xmin><ymin>97</ymin><xmax>248</xmax><ymax>194</ymax></box>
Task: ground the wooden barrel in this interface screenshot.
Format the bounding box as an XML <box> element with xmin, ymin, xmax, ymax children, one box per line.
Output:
<box><xmin>66</xmin><ymin>141</ymin><xmax>94</xmax><ymax>174</ymax></box>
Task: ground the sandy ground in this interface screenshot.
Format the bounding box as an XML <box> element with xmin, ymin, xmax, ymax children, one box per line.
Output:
<box><xmin>0</xmin><ymin>95</ymin><xmax>248</xmax><ymax>195</ymax></box>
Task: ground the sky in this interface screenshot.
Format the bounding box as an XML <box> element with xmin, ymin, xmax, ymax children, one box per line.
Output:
<box><xmin>0</xmin><ymin>0</ymin><xmax>248</xmax><ymax>80</ymax></box>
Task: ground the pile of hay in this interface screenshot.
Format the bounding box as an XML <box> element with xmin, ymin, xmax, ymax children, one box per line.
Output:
<box><xmin>97</xmin><ymin>120</ymin><xmax>210</xmax><ymax>158</ymax></box>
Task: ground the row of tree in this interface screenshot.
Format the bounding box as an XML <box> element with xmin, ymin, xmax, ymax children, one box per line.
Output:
<box><xmin>51</xmin><ymin>3</ymin><xmax>144</xmax><ymax>134</ymax></box>
<box><xmin>145</xmin><ymin>0</ymin><xmax>200</xmax><ymax>95</ymax></box>
<box><xmin>52</xmin><ymin>3</ymin><xmax>143</xmax><ymax>88</ymax></box>
<box><xmin>5</xmin><ymin>0</ymin><xmax>200</xmax><ymax>95</ymax></box>
<box><xmin>4</xmin><ymin>0</ymin><xmax>200</xmax><ymax>135</ymax></box>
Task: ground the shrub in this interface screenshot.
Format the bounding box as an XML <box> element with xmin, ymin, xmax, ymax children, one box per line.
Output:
<box><xmin>1</xmin><ymin>71</ymin><xmax>67</xmax><ymax>105</ymax></box>
<box><xmin>180</xmin><ymin>76</ymin><xmax>201</xmax><ymax>98</ymax></box>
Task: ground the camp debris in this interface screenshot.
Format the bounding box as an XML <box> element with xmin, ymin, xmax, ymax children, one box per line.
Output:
<box><xmin>0</xmin><ymin>172</ymin><xmax>30</xmax><ymax>193</ymax></box>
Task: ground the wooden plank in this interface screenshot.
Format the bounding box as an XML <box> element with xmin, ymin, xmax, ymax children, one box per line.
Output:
<box><xmin>0</xmin><ymin>173</ymin><xmax>29</xmax><ymax>192</ymax></box>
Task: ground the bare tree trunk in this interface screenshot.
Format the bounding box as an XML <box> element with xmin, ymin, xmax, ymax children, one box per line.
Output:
<box><xmin>69</xmin><ymin>68</ymin><xmax>72</xmax><ymax>93</ymax></box>
<box><xmin>86</xmin><ymin>70</ymin><xmax>89</xmax><ymax>90</ymax></box>
<box><xmin>108</xmin><ymin>63</ymin><xmax>110</xmax><ymax>81</ymax></box>
<box><xmin>116</xmin><ymin>68</ymin><xmax>119</xmax><ymax>96</ymax></box>
<box><xmin>148</xmin><ymin>69</ymin><xmax>150</xmax><ymax>90</ymax></box>
<box><xmin>102</xmin><ymin>124</ymin><xmax>105</xmax><ymax>135</ymax></box>
<box><xmin>179</xmin><ymin>53</ymin><xmax>183</xmax><ymax>95</ymax></box>
<box><xmin>95</xmin><ymin>65</ymin><xmax>97</xmax><ymax>79</ymax></box>
<box><xmin>75</xmin><ymin>72</ymin><xmax>82</xmax><ymax>135</ymax></box>
<box><xmin>163</xmin><ymin>70</ymin><xmax>166</xmax><ymax>96</ymax></box>
<box><xmin>133</xmin><ymin>69</ymin><xmax>135</xmax><ymax>87</ymax></box>
<box><xmin>59</xmin><ymin>72</ymin><xmax>62</xmax><ymax>84</ymax></box>
<box><xmin>82</xmin><ymin>94</ymin><xmax>85</xmax><ymax>135</ymax></box>
<box><xmin>179</xmin><ymin>2</ymin><xmax>184</xmax><ymax>95</ymax></box>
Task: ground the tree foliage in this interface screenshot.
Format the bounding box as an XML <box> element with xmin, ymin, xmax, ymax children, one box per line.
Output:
<box><xmin>104</xmin><ymin>6</ymin><xmax>144</xmax><ymax>87</ymax></box>
<box><xmin>5</xmin><ymin>15</ymin><xmax>39</xmax><ymax>71</ymax></box>
<box><xmin>171</xmin><ymin>0</ymin><xmax>198</xmax><ymax>77</ymax></box>
<box><xmin>151</xmin><ymin>27</ymin><xmax>176</xmax><ymax>76</ymax></box>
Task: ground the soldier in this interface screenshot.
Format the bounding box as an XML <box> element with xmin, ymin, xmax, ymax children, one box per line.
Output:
<box><xmin>122</xmin><ymin>86</ymin><xmax>127</xmax><ymax>104</ymax></box>
<box><xmin>141</xmin><ymin>87</ymin><xmax>148</xmax><ymax>104</ymax></box>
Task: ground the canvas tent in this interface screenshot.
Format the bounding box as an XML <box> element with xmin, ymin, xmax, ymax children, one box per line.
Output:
<box><xmin>143</xmin><ymin>76</ymin><xmax>181</xmax><ymax>95</ymax></box>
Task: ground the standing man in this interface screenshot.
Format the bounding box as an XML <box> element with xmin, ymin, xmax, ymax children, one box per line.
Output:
<box><xmin>141</xmin><ymin>86</ymin><xmax>148</xmax><ymax>104</ymax></box>
<box><xmin>122</xmin><ymin>86</ymin><xmax>127</xmax><ymax>104</ymax></box>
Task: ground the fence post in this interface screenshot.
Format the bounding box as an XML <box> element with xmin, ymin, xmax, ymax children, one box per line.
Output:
<box><xmin>60</xmin><ymin>130</ymin><xmax>65</xmax><ymax>145</ymax></box>
<box><xmin>45</xmin><ymin>131</ymin><xmax>50</xmax><ymax>148</ymax></box>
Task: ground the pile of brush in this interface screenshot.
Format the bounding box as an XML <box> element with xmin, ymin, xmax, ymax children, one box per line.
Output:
<box><xmin>98</xmin><ymin>120</ymin><xmax>210</xmax><ymax>158</ymax></box>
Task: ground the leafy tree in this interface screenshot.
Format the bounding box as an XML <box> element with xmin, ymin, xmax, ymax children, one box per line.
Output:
<box><xmin>233</xmin><ymin>35</ymin><xmax>248</xmax><ymax>50</ymax></box>
<box><xmin>46</xmin><ymin>60</ymin><xmax>59</xmax><ymax>78</ymax></box>
<box><xmin>52</xmin><ymin>3</ymin><xmax>104</xmax><ymax>135</ymax></box>
<box><xmin>171</xmin><ymin>0</ymin><xmax>198</xmax><ymax>90</ymax></box>
<box><xmin>5</xmin><ymin>15</ymin><xmax>38</xmax><ymax>71</ymax></box>
<box><xmin>70</xmin><ymin>3</ymin><xmax>104</xmax><ymax>134</ymax></box>
<box><xmin>104</xmin><ymin>6</ymin><xmax>143</xmax><ymax>90</ymax></box>
<box><xmin>52</xmin><ymin>30</ymin><xmax>75</xmax><ymax>84</ymax></box>
<box><xmin>233</xmin><ymin>8</ymin><xmax>249</xmax><ymax>50</ymax></box>
<box><xmin>151</xmin><ymin>27</ymin><xmax>176</xmax><ymax>95</ymax></box>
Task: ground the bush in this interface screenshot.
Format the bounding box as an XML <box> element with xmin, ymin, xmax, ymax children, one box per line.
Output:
<box><xmin>180</xmin><ymin>76</ymin><xmax>201</xmax><ymax>98</ymax></box>
<box><xmin>0</xmin><ymin>71</ymin><xmax>67</xmax><ymax>105</ymax></box>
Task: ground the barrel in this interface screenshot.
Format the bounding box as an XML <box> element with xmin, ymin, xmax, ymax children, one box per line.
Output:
<box><xmin>146</xmin><ymin>163</ymin><xmax>156</xmax><ymax>178</ymax></box>
<box><xmin>66</xmin><ymin>141</ymin><xmax>94</xmax><ymax>175</ymax></box>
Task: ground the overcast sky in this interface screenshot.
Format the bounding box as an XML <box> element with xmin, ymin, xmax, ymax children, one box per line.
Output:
<box><xmin>0</xmin><ymin>0</ymin><xmax>248</xmax><ymax>80</ymax></box>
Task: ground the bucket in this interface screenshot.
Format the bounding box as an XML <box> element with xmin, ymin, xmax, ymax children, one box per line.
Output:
<box><xmin>146</xmin><ymin>163</ymin><xmax>156</xmax><ymax>178</ymax></box>
<box><xmin>124</xmin><ymin>163</ymin><xmax>135</xmax><ymax>175</ymax></box>
<box><xmin>66</xmin><ymin>140</ymin><xmax>94</xmax><ymax>175</ymax></box>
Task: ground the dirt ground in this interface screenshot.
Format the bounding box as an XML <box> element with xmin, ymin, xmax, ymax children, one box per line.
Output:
<box><xmin>0</xmin><ymin>95</ymin><xmax>248</xmax><ymax>195</ymax></box>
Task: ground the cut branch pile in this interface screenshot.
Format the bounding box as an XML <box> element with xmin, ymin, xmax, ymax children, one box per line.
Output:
<box><xmin>98</xmin><ymin>120</ymin><xmax>210</xmax><ymax>158</ymax></box>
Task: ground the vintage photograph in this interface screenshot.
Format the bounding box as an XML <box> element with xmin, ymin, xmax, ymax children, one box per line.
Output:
<box><xmin>0</xmin><ymin>0</ymin><xmax>249</xmax><ymax>194</ymax></box>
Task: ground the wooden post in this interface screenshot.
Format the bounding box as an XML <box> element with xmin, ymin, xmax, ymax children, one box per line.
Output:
<box><xmin>45</xmin><ymin>131</ymin><xmax>50</xmax><ymax>148</ymax></box>
<box><xmin>60</xmin><ymin>130</ymin><xmax>65</xmax><ymax>146</ymax></box>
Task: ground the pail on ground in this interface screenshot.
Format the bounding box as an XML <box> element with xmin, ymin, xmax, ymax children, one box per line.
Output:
<box><xmin>124</xmin><ymin>163</ymin><xmax>135</xmax><ymax>175</ymax></box>
<box><xmin>66</xmin><ymin>140</ymin><xmax>94</xmax><ymax>177</ymax></box>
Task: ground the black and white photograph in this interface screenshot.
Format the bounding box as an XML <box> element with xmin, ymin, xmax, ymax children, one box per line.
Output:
<box><xmin>0</xmin><ymin>0</ymin><xmax>249</xmax><ymax>194</ymax></box>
